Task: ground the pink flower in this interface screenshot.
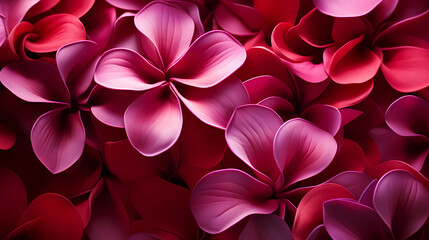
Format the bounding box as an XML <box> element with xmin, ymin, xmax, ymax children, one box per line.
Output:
<box><xmin>93</xmin><ymin>1</ymin><xmax>248</xmax><ymax>157</ymax></box>
<box><xmin>190</xmin><ymin>104</ymin><xmax>337</xmax><ymax>234</ymax></box>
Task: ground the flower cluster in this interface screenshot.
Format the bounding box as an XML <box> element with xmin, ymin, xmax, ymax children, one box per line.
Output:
<box><xmin>0</xmin><ymin>0</ymin><xmax>429</xmax><ymax>239</ymax></box>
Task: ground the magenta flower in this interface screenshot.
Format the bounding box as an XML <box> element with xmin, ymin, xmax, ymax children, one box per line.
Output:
<box><xmin>190</xmin><ymin>104</ymin><xmax>337</xmax><ymax>234</ymax></box>
<box><xmin>93</xmin><ymin>1</ymin><xmax>248</xmax><ymax>157</ymax></box>
<box><xmin>0</xmin><ymin>40</ymin><xmax>99</xmax><ymax>174</ymax></box>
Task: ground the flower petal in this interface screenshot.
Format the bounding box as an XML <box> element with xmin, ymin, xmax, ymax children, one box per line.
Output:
<box><xmin>374</xmin><ymin>170</ymin><xmax>429</xmax><ymax>240</ymax></box>
<box><xmin>239</xmin><ymin>214</ymin><xmax>293</xmax><ymax>240</ymax></box>
<box><xmin>31</xmin><ymin>107</ymin><xmax>85</xmax><ymax>174</ymax></box>
<box><xmin>226</xmin><ymin>105</ymin><xmax>283</xmax><ymax>181</ymax></box>
<box><xmin>274</xmin><ymin>118</ymin><xmax>337</xmax><ymax>187</ymax></box>
<box><xmin>306</xmin><ymin>225</ymin><xmax>331</xmax><ymax>240</ymax></box>
<box><xmin>169</xmin><ymin>30</ymin><xmax>246</xmax><ymax>88</ymax></box>
<box><xmin>323</xmin><ymin>199</ymin><xmax>394</xmax><ymax>240</ymax></box>
<box><xmin>173</xmin><ymin>76</ymin><xmax>249</xmax><ymax>129</ymax></box>
<box><xmin>0</xmin><ymin>122</ymin><xmax>15</xmax><ymax>150</ymax></box>
<box><xmin>24</xmin><ymin>14</ymin><xmax>86</xmax><ymax>53</ymax></box>
<box><xmin>95</xmin><ymin>48</ymin><xmax>165</xmax><ymax>91</ymax></box>
<box><xmin>0</xmin><ymin>0</ymin><xmax>38</xmax><ymax>32</ymax></box>
<box><xmin>301</xmin><ymin>104</ymin><xmax>341</xmax><ymax>136</ymax></box>
<box><xmin>135</xmin><ymin>1</ymin><xmax>195</xmax><ymax>67</ymax></box>
<box><xmin>124</xmin><ymin>85</ymin><xmax>182</xmax><ymax>157</ymax></box>
<box><xmin>190</xmin><ymin>169</ymin><xmax>278</xmax><ymax>234</ymax></box>
<box><xmin>313</xmin><ymin>0</ymin><xmax>382</xmax><ymax>17</ymax></box>
<box><xmin>244</xmin><ymin>75</ymin><xmax>293</xmax><ymax>104</ymax></box>
<box><xmin>0</xmin><ymin>60</ymin><xmax>69</xmax><ymax>103</ymax></box>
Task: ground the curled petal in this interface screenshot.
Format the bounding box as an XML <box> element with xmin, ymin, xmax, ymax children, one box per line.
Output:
<box><xmin>95</xmin><ymin>48</ymin><xmax>164</xmax><ymax>91</ymax></box>
<box><xmin>374</xmin><ymin>170</ymin><xmax>429</xmax><ymax>240</ymax></box>
<box><xmin>274</xmin><ymin>118</ymin><xmax>337</xmax><ymax>187</ymax></box>
<box><xmin>51</xmin><ymin>0</ymin><xmax>95</xmax><ymax>18</ymax></box>
<box><xmin>323</xmin><ymin>199</ymin><xmax>394</xmax><ymax>240</ymax></box>
<box><xmin>31</xmin><ymin>107</ymin><xmax>86</xmax><ymax>174</ymax></box>
<box><xmin>301</xmin><ymin>104</ymin><xmax>341</xmax><ymax>136</ymax></box>
<box><xmin>169</xmin><ymin>30</ymin><xmax>246</xmax><ymax>88</ymax></box>
<box><xmin>239</xmin><ymin>214</ymin><xmax>293</xmax><ymax>240</ymax></box>
<box><xmin>124</xmin><ymin>86</ymin><xmax>182</xmax><ymax>157</ymax></box>
<box><xmin>226</xmin><ymin>105</ymin><xmax>283</xmax><ymax>181</ymax></box>
<box><xmin>190</xmin><ymin>169</ymin><xmax>278</xmax><ymax>234</ymax></box>
<box><xmin>0</xmin><ymin>0</ymin><xmax>38</xmax><ymax>32</ymax></box>
<box><xmin>313</xmin><ymin>0</ymin><xmax>382</xmax><ymax>17</ymax></box>
<box><xmin>24</xmin><ymin>14</ymin><xmax>86</xmax><ymax>53</ymax></box>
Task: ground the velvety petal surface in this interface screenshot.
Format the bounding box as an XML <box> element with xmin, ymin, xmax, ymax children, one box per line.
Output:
<box><xmin>0</xmin><ymin>0</ymin><xmax>39</xmax><ymax>32</ymax></box>
<box><xmin>301</xmin><ymin>104</ymin><xmax>341</xmax><ymax>136</ymax></box>
<box><xmin>168</xmin><ymin>31</ymin><xmax>246</xmax><ymax>88</ymax></box>
<box><xmin>190</xmin><ymin>169</ymin><xmax>278</xmax><ymax>234</ymax></box>
<box><xmin>274</xmin><ymin>118</ymin><xmax>337</xmax><ymax>187</ymax></box>
<box><xmin>374</xmin><ymin>170</ymin><xmax>429</xmax><ymax>240</ymax></box>
<box><xmin>313</xmin><ymin>0</ymin><xmax>382</xmax><ymax>17</ymax></box>
<box><xmin>239</xmin><ymin>214</ymin><xmax>293</xmax><ymax>240</ymax></box>
<box><xmin>124</xmin><ymin>85</ymin><xmax>182</xmax><ymax>157</ymax></box>
<box><xmin>31</xmin><ymin>107</ymin><xmax>85</xmax><ymax>174</ymax></box>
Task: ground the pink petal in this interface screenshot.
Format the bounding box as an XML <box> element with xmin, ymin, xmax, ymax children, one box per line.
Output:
<box><xmin>284</xmin><ymin>61</ymin><xmax>328</xmax><ymax>83</ymax></box>
<box><xmin>25</xmin><ymin>0</ymin><xmax>61</xmax><ymax>19</ymax></box>
<box><xmin>323</xmin><ymin>199</ymin><xmax>394</xmax><ymax>240</ymax></box>
<box><xmin>258</xmin><ymin>97</ymin><xmax>295</xmax><ymax>120</ymax></box>
<box><xmin>135</xmin><ymin>1</ymin><xmax>195</xmax><ymax>67</ymax></box>
<box><xmin>105</xmin><ymin>0</ymin><xmax>151</xmax><ymax>11</ymax></box>
<box><xmin>239</xmin><ymin>214</ymin><xmax>293</xmax><ymax>240</ymax></box>
<box><xmin>313</xmin><ymin>0</ymin><xmax>382</xmax><ymax>17</ymax></box>
<box><xmin>95</xmin><ymin>48</ymin><xmax>165</xmax><ymax>91</ymax></box>
<box><xmin>31</xmin><ymin>107</ymin><xmax>85</xmax><ymax>174</ymax></box>
<box><xmin>292</xmin><ymin>183</ymin><xmax>355</xmax><ymax>240</ymax></box>
<box><xmin>301</xmin><ymin>104</ymin><xmax>341</xmax><ymax>136</ymax></box>
<box><xmin>385</xmin><ymin>95</ymin><xmax>429</xmax><ymax>137</ymax></box>
<box><xmin>0</xmin><ymin>0</ymin><xmax>38</xmax><ymax>32</ymax></box>
<box><xmin>381</xmin><ymin>46</ymin><xmax>429</xmax><ymax>92</ymax></box>
<box><xmin>190</xmin><ymin>169</ymin><xmax>278</xmax><ymax>234</ymax></box>
<box><xmin>358</xmin><ymin>179</ymin><xmax>377</xmax><ymax>208</ymax></box>
<box><xmin>108</xmin><ymin>13</ymin><xmax>141</xmax><ymax>51</ymax></box>
<box><xmin>327</xmin><ymin>37</ymin><xmax>382</xmax><ymax>84</ymax></box>
<box><xmin>306</xmin><ymin>225</ymin><xmax>331</xmax><ymax>240</ymax></box>
<box><xmin>274</xmin><ymin>118</ymin><xmax>337</xmax><ymax>187</ymax></box>
<box><xmin>124</xmin><ymin>85</ymin><xmax>182</xmax><ymax>157</ymax></box>
<box><xmin>0</xmin><ymin>60</ymin><xmax>70</xmax><ymax>103</ymax></box>
<box><xmin>24</xmin><ymin>14</ymin><xmax>86</xmax><ymax>53</ymax></box>
<box><xmin>173</xmin><ymin>76</ymin><xmax>249</xmax><ymax>129</ymax></box>
<box><xmin>0</xmin><ymin>122</ymin><xmax>16</xmax><ymax>150</ymax></box>
<box><xmin>327</xmin><ymin>171</ymin><xmax>372</xmax><ymax>199</ymax></box>
<box><xmin>168</xmin><ymin>30</ymin><xmax>246</xmax><ymax>88</ymax></box>
<box><xmin>243</xmin><ymin>75</ymin><xmax>293</xmax><ymax>104</ymax></box>
<box><xmin>57</xmin><ymin>40</ymin><xmax>100</xmax><ymax>98</ymax></box>
<box><xmin>374</xmin><ymin>170</ymin><xmax>429</xmax><ymax>240</ymax></box>
<box><xmin>50</xmin><ymin>0</ymin><xmax>95</xmax><ymax>18</ymax></box>
<box><xmin>225</xmin><ymin>105</ymin><xmax>283</xmax><ymax>182</ymax></box>
<box><xmin>0</xmin><ymin>15</ymin><xmax>6</xmax><ymax>46</ymax></box>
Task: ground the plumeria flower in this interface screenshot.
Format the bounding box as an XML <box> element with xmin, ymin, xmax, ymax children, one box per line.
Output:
<box><xmin>93</xmin><ymin>0</ymin><xmax>248</xmax><ymax>157</ymax></box>
<box><xmin>190</xmin><ymin>104</ymin><xmax>338</xmax><ymax>234</ymax></box>
<box><xmin>0</xmin><ymin>40</ymin><xmax>100</xmax><ymax>174</ymax></box>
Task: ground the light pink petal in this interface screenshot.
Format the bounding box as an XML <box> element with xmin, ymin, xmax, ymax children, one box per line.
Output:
<box><xmin>57</xmin><ymin>40</ymin><xmax>100</xmax><ymax>98</ymax></box>
<box><xmin>327</xmin><ymin>37</ymin><xmax>382</xmax><ymax>84</ymax></box>
<box><xmin>225</xmin><ymin>105</ymin><xmax>283</xmax><ymax>181</ymax></box>
<box><xmin>313</xmin><ymin>0</ymin><xmax>382</xmax><ymax>17</ymax></box>
<box><xmin>0</xmin><ymin>60</ymin><xmax>69</xmax><ymax>103</ymax></box>
<box><xmin>89</xmin><ymin>86</ymin><xmax>141</xmax><ymax>128</ymax></box>
<box><xmin>168</xmin><ymin>0</ymin><xmax>204</xmax><ymax>40</ymax></box>
<box><xmin>374</xmin><ymin>170</ymin><xmax>429</xmax><ymax>240</ymax></box>
<box><xmin>31</xmin><ymin>107</ymin><xmax>85</xmax><ymax>174</ymax></box>
<box><xmin>243</xmin><ymin>75</ymin><xmax>293</xmax><ymax>104</ymax></box>
<box><xmin>190</xmin><ymin>169</ymin><xmax>278</xmax><ymax>234</ymax></box>
<box><xmin>274</xmin><ymin>118</ymin><xmax>337</xmax><ymax>187</ymax></box>
<box><xmin>94</xmin><ymin>48</ymin><xmax>164</xmax><ymax>91</ymax></box>
<box><xmin>173</xmin><ymin>76</ymin><xmax>249</xmax><ymax>129</ymax></box>
<box><xmin>239</xmin><ymin>214</ymin><xmax>293</xmax><ymax>240</ymax></box>
<box><xmin>168</xmin><ymin>30</ymin><xmax>246</xmax><ymax>88</ymax></box>
<box><xmin>124</xmin><ymin>85</ymin><xmax>182</xmax><ymax>157</ymax></box>
<box><xmin>292</xmin><ymin>183</ymin><xmax>355</xmax><ymax>240</ymax></box>
<box><xmin>135</xmin><ymin>1</ymin><xmax>195</xmax><ymax>67</ymax></box>
<box><xmin>323</xmin><ymin>199</ymin><xmax>394</xmax><ymax>240</ymax></box>
<box><xmin>0</xmin><ymin>0</ymin><xmax>39</xmax><ymax>32</ymax></box>
<box><xmin>301</xmin><ymin>104</ymin><xmax>341</xmax><ymax>136</ymax></box>
<box><xmin>381</xmin><ymin>46</ymin><xmax>429</xmax><ymax>92</ymax></box>
<box><xmin>0</xmin><ymin>15</ymin><xmax>6</xmax><ymax>46</ymax></box>
<box><xmin>24</xmin><ymin>14</ymin><xmax>86</xmax><ymax>53</ymax></box>
<box><xmin>385</xmin><ymin>95</ymin><xmax>429</xmax><ymax>137</ymax></box>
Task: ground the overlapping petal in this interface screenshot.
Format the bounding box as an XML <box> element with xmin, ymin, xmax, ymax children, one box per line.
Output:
<box><xmin>313</xmin><ymin>0</ymin><xmax>382</xmax><ymax>17</ymax></box>
<box><xmin>239</xmin><ymin>214</ymin><xmax>293</xmax><ymax>240</ymax></box>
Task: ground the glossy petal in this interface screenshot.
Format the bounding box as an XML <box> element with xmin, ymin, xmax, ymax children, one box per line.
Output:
<box><xmin>0</xmin><ymin>60</ymin><xmax>69</xmax><ymax>103</ymax></box>
<box><xmin>94</xmin><ymin>48</ymin><xmax>164</xmax><ymax>91</ymax></box>
<box><xmin>301</xmin><ymin>104</ymin><xmax>341</xmax><ymax>136</ymax></box>
<box><xmin>381</xmin><ymin>46</ymin><xmax>429</xmax><ymax>92</ymax></box>
<box><xmin>0</xmin><ymin>15</ymin><xmax>6</xmax><ymax>46</ymax></box>
<box><xmin>239</xmin><ymin>214</ymin><xmax>293</xmax><ymax>240</ymax></box>
<box><xmin>313</xmin><ymin>0</ymin><xmax>382</xmax><ymax>17</ymax></box>
<box><xmin>244</xmin><ymin>75</ymin><xmax>293</xmax><ymax>104</ymax></box>
<box><xmin>306</xmin><ymin>225</ymin><xmax>331</xmax><ymax>240</ymax></box>
<box><xmin>374</xmin><ymin>170</ymin><xmax>429</xmax><ymax>240</ymax></box>
<box><xmin>105</xmin><ymin>0</ymin><xmax>151</xmax><ymax>11</ymax></box>
<box><xmin>274</xmin><ymin>118</ymin><xmax>337</xmax><ymax>187</ymax></box>
<box><xmin>31</xmin><ymin>107</ymin><xmax>85</xmax><ymax>174</ymax></box>
<box><xmin>124</xmin><ymin>86</ymin><xmax>182</xmax><ymax>157</ymax></box>
<box><xmin>51</xmin><ymin>0</ymin><xmax>95</xmax><ymax>18</ymax></box>
<box><xmin>226</xmin><ymin>105</ymin><xmax>283</xmax><ymax>181</ymax></box>
<box><xmin>135</xmin><ymin>1</ymin><xmax>195</xmax><ymax>67</ymax></box>
<box><xmin>190</xmin><ymin>169</ymin><xmax>278</xmax><ymax>234</ymax></box>
<box><xmin>169</xmin><ymin>31</ymin><xmax>246</xmax><ymax>88</ymax></box>
<box><xmin>327</xmin><ymin>171</ymin><xmax>372</xmax><ymax>199</ymax></box>
<box><xmin>174</xmin><ymin>76</ymin><xmax>249</xmax><ymax>129</ymax></box>
<box><xmin>25</xmin><ymin>14</ymin><xmax>86</xmax><ymax>53</ymax></box>
<box><xmin>0</xmin><ymin>0</ymin><xmax>39</xmax><ymax>32</ymax></box>
<box><xmin>323</xmin><ymin>199</ymin><xmax>394</xmax><ymax>240</ymax></box>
